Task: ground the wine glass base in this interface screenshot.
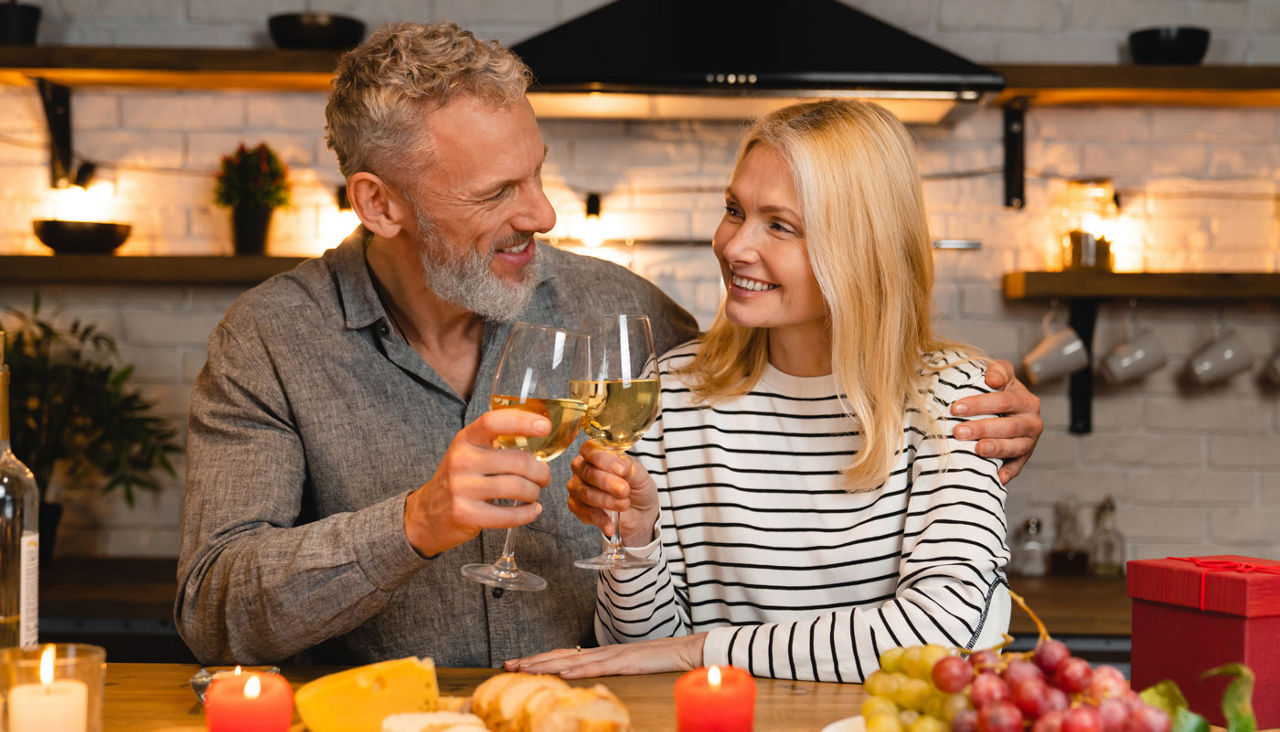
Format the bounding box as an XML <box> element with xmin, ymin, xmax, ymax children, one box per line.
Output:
<box><xmin>461</xmin><ymin>563</ymin><xmax>548</xmax><ymax>591</ymax></box>
<box><xmin>574</xmin><ymin>551</ymin><xmax>657</xmax><ymax>571</ymax></box>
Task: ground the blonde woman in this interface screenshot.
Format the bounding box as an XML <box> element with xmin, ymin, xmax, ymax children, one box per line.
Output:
<box><xmin>510</xmin><ymin>100</ymin><xmax>1013</xmax><ymax>683</ymax></box>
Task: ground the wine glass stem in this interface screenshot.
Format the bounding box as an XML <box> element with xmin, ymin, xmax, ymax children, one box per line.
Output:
<box><xmin>604</xmin><ymin>510</ymin><xmax>625</xmax><ymax>556</ymax></box>
<box><xmin>494</xmin><ymin>528</ymin><xmax>521</xmax><ymax>577</ymax></box>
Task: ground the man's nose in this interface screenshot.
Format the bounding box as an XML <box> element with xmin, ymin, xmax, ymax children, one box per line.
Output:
<box><xmin>515</xmin><ymin>183</ymin><xmax>557</xmax><ymax>234</ymax></box>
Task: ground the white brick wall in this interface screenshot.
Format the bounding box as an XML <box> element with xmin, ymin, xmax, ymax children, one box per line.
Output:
<box><xmin>1</xmin><ymin>0</ymin><xmax>1277</xmax><ymax>561</ymax></box>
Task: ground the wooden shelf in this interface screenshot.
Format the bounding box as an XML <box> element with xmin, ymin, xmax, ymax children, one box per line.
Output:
<box><xmin>0</xmin><ymin>46</ymin><xmax>339</xmax><ymax>90</ymax></box>
<box><xmin>993</xmin><ymin>64</ymin><xmax>1280</xmax><ymax>107</ymax></box>
<box><xmin>0</xmin><ymin>255</ymin><xmax>308</xmax><ymax>285</ymax></box>
<box><xmin>1003</xmin><ymin>271</ymin><xmax>1280</xmax><ymax>300</ymax></box>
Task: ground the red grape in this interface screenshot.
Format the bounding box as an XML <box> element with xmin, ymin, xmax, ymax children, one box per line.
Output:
<box><xmin>1003</xmin><ymin>659</ymin><xmax>1045</xmax><ymax>687</ymax></box>
<box><xmin>978</xmin><ymin>701</ymin><xmax>1025</xmax><ymax>732</ymax></box>
<box><xmin>1043</xmin><ymin>687</ymin><xmax>1069</xmax><ymax>714</ymax></box>
<box><xmin>1055</xmin><ymin>657</ymin><xmax>1094</xmax><ymax>694</ymax></box>
<box><xmin>1011</xmin><ymin>678</ymin><xmax>1051</xmax><ymax>718</ymax></box>
<box><xmin>1033</xmin><ymin>709</ymin><xmax>1067</xmax><ymax>732</ymax></box>
<box><xmin>932</xmin><ymin>655</ymin><xmax>975</xmax><ymax>694</ymax></box>
<box><xmin>1062</xmin><ymin>704</ymin><xmax>1103</xmax><ymax>732</ymax></box>
<box><xmin>970</xmin><ymin>672</ymin><xmax>1012</xmax><ymax>706</ymax></box>
<box><xmin>1032</xmin><ymin>640</ymin><xmax>1070</xmax><ymax>675</ymax></box>
<box><xmin>1097</xmin><ymin>698</ymin><xmax>1130</xmax><ymax>732</ymax></box>
<box><xmin>969</xmin><ymin>649</ymin><xmax>1001</xmax><ymax>672</ymax></box>
<box><xmin>1129</xmin><ymin>705</ymin><xmax>1172</xmax><ymax>732</ymax></box>
<box><xmin>1090</xmin><ymin>665</ymin><xmax>1129</xmax><ymax>700</ymax></box>
<box><xmin>952</xmin><ymin>709</ymin><xmax>979</xmax><ymax>732</ymax></box>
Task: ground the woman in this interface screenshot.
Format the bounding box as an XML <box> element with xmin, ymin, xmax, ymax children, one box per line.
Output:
<box><xmin>510</xmin><ymin>100</ymin><xmax>1010</xmax><ymax>683</ymax></box>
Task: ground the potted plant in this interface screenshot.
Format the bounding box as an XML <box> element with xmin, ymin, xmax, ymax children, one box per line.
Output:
<box><xmin>0</xmin><ymin>1</ymin><xmax>41</xmax><ymax>45</ymax></box>
<box><xmin>3</xmin><ymin>297</ymin><xmax>182</xmax><ymax>562</ymax></box>
<box><xmin>214</xmin><ymin>142</ymin><xmax>290</xmax><ymax>256</ymax></box>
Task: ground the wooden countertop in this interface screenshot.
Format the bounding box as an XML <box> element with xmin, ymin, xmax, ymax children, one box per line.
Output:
<box><xmin>104</xmin><ymin>663</ymin><xmax>867</xmax><ymax>731</ymax></box>
<box><xmin>46</xmin><ymin>558</ymin><xmax>1133</xmax><ymax>636</ymax></box>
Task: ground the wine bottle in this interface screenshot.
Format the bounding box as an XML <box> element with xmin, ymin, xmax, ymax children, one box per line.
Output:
<box><xmin>0</xmin><ymin>333</ymin><xmax>39</xmax><ymax>647</ymax></box>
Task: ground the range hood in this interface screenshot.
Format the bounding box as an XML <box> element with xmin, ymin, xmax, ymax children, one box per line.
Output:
<box><xmin>512</xmin><ymin>0</ymin><xmax>1004</xmax><ymax>124</ymax></box>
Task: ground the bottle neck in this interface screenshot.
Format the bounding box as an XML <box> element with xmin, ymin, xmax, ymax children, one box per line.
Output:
<box><xmin>0</xmin><ymin>366</ymin><xmax>9</xmax><ymax>445</ymax></box>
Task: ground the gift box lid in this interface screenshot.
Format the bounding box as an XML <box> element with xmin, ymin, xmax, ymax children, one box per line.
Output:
<box><xmin>1127</xmin><ymin>555</ymin><xmax>1280</xmax><ymax>618</ymax></box>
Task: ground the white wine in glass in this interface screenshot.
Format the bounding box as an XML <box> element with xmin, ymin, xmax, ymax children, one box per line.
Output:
<box><xmin>575</xmin><ymin>314</ymin><xmax>661</xmax><ymax>571</ymax></box>
<box><xmin>461</xmin><ymin>322</ymin><xmax>592</xmax><ymax>592</ymax></box>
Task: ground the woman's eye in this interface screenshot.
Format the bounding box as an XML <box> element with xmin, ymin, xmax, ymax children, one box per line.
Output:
<box><xmin>770</xmin><ymin>221</ymin><xmax>795</xmax><ymax>234</ymax></box>
<box><xmin>724</xmin><ymin>205</ymin><xmax>743</xmax><ymax>218</ymax></box>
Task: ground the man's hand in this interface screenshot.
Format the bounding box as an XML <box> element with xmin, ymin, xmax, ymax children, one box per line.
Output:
<box><xmin>567</xmin><ymin>441</ymin><xmax>660</xmax><ymax>546</ymax></box>
<box><xmin>951</xmin><ymin>358</ymin><xmax>1043</xmax><ymax>484</ymax></box>
<box><xmin>402</xmin><ymin>409</ymin><xmax>552</xmax><ymax>558</ymax></box>
<box><xmin>503</xmin><ymin>633</ymin><xmax>706</xmax><ymax>679</ymax></box>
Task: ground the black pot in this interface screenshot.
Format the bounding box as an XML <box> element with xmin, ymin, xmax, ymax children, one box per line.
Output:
<box><xmin>1128</xmin><ymin>26</ymin><xmax>1210</xmax><ymax>65</ymax></box>
<box><xmin>38</xmin><ymin>501</ymin><xmax>62</xmax><ymax>565</ymax></box>
<box><xmin>231</xmin><ymin>205</ymin><xmax>273</xmax><ymax>256</ymax></box>
<box><xmin>0</xmin><ymin>3</ymin><xmax>41</xmax><ymax>46</ymax></box>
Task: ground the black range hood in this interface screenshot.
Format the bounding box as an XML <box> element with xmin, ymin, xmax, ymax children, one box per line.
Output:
<box><xmin>512</xmin><ymin>0</ymin><xmax>1004</xmax><ymax>124</ymax></box>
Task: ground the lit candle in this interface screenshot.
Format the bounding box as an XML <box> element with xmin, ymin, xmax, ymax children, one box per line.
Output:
<box><xmin>205</xmin><ymin>669</ymin><xmax>294</xmax><ymax>732</ymax></box>
<box><xmin>674</xmin><ymin>664</ymin><xmax>756</xmax><ymax>731</ymax></box>
<box><xmin>7</xmin><ymin>645</ymin><xmax>89</xmax><ymax>732</ymax></box>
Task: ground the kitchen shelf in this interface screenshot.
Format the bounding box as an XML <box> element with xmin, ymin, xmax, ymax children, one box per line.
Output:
<box><xmin>994</xmin><ymin>64</ymin><xmax>1280</xmax><ymax>108</ymax></box>
<box><xmin>1004</xmin><ymin>271</ymin><xmax>1280</xmax><ymax>434</ymax></box>
<box><xmin>0</xmin><ymin>255</ymin><xmax>308</xmax><ymax>285</ymax></box>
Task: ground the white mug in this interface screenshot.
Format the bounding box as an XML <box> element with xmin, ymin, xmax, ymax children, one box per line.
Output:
<box><xmin>1187</xmin><ymin>330</ymin><xmax>1253</xmax><ymax>386</ymax></box>
<box><xmin>1023</xmin><ymin>313</ymin><xmax>1089</xmax><ymax>385</ymax></box>
<box><xmin>1100</xmin><ymin>331</ymin><xmax>1167</xmax><ymax>385</ymax></box>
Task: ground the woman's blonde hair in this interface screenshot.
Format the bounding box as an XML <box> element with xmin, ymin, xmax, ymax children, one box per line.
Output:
<box><xmin>325</xmin><ymin>22</ymin><xmax>531</xmax><ymax>191</ymax></box>
<box><xmin>682</xmin><ymin>99</ymin><xmax>972</xmax><ymax>492</ymax></box>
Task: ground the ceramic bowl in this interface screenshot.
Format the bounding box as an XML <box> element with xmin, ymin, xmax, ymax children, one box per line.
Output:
<box><xmin>268</xmin><ymin>12</ymin><xmax>365</xmax><ymax>50</ymax></box>
<box><xmin>32</xmin><ymin>220</ymin><xmax>132</xmax><ymax>255</ymax></box>
<box><xmin>1128</xmin><ymin>26</ymin><xmax>1210</xmax><ymax>65</ymax></box>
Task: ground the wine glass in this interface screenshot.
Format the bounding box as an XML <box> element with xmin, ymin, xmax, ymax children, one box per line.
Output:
<box><xmin>461</xmin><ymin>321</ymin><xmax>592</xmax><ymax>592</ymax></box>
<box><xmin>574</xmin><ymin>314</ymin><xmax>661</xmax><ymax>570</ymax></box>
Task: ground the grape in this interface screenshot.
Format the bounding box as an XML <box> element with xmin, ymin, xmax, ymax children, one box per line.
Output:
<box><xmin>1129</xmin><ymin>705</ymin><xmax>1172</xmax><ymax>732</ymax></box>
<box><xmin>902</xmin><ymin>646</ymin><xmax>927</xmax><ymax>679</ymax></box>
<box><xmin>1002</xmin><ymin>659</ymin><xmax>1044</xmax><ymax>687</ymax></box>
<box><xmin>908</xmin><ymin>715</ymin><xmax>946</xmax><ymax>732</ymax></box>
<box><xmin>867</xmin><ymin>714</ymin><xmax>905</xmax><ymax>732</ymax></box>
<box><xmin>977</xmin><ymin>700</ymin><xmax>1024</xmax><ymax>732</ymax></box>
<box><xmin>952</xmin><ymin>710</ymin><xmax>979</xmax><ymax>732</ymax></box>
<box><xmin>1011</xmin><ymin>678</ymin><xmax>1052</xmax><ymax>718</ymax></box>
<box><xmin>899</xmin><ymin>709</ymin><xmax>920</xmax><ymax>727</ymax></box>
<box><xmin>932</xmin><ymin>656</ymin><xmax>974</xmax><ymax>694</ymax></box>
<box><xmin>1043</xmin><ymin>687</ymin><xmax>1069</xmax><ymax>714</ymax></box>
<box><xmin>1032</xmin><ymin>709</ymin><xmax>1066</xmax><ymax>732</ymax></box>
<box><xmin>1055</xmin><ymin>657</ymin><xmax>1094</xmax><ymax>694</ymax></box>
<box><xmin>1032</xmin><ymin>640</ymin><xmax>1070</xmax><ymax>675</ymax></box>
<box><xmin>942</xmin><ymin>693</ymin><xmax>972</xmax><ymax>721</ymax></box>
<box><xmin>920</xmin><ymin>644</ymin><xmax>951</xmax><ymax>672</ymax></box>
<box><xmin>1090</xmin><ymin>665</ymin><xmax>1128</xmax><ymax>700</ymax></box>
<box><xmin>863</xmin><ymin>695</ymin><xmax>899</xmax><ymax>719</ymax></box>
<box><xmin>894</xmin><ymin>678</ymin><xmax>932</xmax><ymax>711</ymax></box>
<box><xmin>1097</xmin><ymin>698</ymin><xmax>1130</xmax><ymax>732</ymax></box>
<box><xmin>969</xmin><ymin>650</ymin><xmax>1001</xmax><ymax>672</ymax></box>
<box><xmin>880</xmin><ymin>646</ymin><xmax>906</xmax><ymax>674</ymax></box>
<box><xmin>1061</xmin><ymin>704</ymin><xmax>1102</xmax><ymax>732</ymax></box>
<box><xmin>970</xmin><ymin>673</ymin><xmax>1011</xmax><ymax>707</ymax></box>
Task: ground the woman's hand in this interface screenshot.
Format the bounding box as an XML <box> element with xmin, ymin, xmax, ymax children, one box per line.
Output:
<box><xmin>504</xmin><ymin>633</ymin><xmax>706</xmax><ymax>679</ymax></box>
<box><xmin>568</xmin><ymin>442</ymin><xmax>660</xmax><ymax>547</ymax></box>
<box><xmin>950</xmin><ymin>358</ymin><xmax>1043</xmax><ymax>484</ymax></box>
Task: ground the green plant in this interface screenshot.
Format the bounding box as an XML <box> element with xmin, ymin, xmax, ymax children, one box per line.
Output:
<box><xmin>214</xmin><ymin>142</ymin><xmax>291</xmax><ymax>209</ymax></box>
<box><xmin>2</xmin><ymin>297</ymin><xmax>181</xmax><ymax>507</ymax></box>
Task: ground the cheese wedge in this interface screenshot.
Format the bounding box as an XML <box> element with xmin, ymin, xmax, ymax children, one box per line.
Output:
<box><xmin>296</xmin><ymin>656</ymin><xmax>440</xmax><ymax>732</ymax></box>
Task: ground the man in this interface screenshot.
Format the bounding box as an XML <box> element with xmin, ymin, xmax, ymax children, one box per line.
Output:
<box><xmin>176</xmin><ymin>21</ymin><xmax>1042</xmax><ymax>668</ymax></box>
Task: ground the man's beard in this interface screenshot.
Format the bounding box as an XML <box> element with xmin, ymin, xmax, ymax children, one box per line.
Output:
<box><xmin>412</xmin><ymin>203</ymin><xmax>540</xmax><ymax>321</ymax></box>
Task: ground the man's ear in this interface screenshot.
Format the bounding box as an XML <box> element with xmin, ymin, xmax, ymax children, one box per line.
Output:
<box><xmin>348</xmin><ymin>172</ymin><xmax>411</xmax><ymax>239</ymax></box>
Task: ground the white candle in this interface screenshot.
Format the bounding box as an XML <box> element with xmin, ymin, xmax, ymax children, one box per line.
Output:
<box><xmin>7</xmin><ymin>645</ymin><xmax>88</xmax><ymax>732</ymax></box>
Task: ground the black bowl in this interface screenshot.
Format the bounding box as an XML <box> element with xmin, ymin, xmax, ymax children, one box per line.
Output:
<box><xmin>1128</xmin><ymin>26</ymin><xmax>1210</xmax><ymax>65</ymax></box>
<box><xmin>268</xmin><ymin>13</ymin><xmax>365</xmax><ymax>50</ymax></box>
<box><xmin>33</xmin><ymin>220</ymin><xmax>132</xmax><ymax>255</ymax></box>
<box><xmin>0</xmin><ymin>4</ymin><xmax>41</xmax><ymax>46</ymax></box>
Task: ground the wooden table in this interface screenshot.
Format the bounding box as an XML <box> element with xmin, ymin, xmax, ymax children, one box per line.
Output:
<box><xmin>104</xmin><ymin>663</ymin><xmax>868</xmax><ymax>731</ymax></box>
<box><xmin>1007</xmin><ymin>576</ymin><xmax>1130</xmax><ymax>637</ymax></box>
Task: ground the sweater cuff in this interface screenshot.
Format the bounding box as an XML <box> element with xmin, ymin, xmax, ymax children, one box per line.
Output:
<box><xmin>703</xmin><ymin>626</ymin><xmax>737</xmax><ymax>667</ymax></box>
<box><xmin>625</xmin><ymin>517</ymin><xmax>664</xmax><ymax>558</ymax></box>
<box><xmin>351</xmin><ymin>490</ymin><xmax>431</xmax><ymax>592</ymax></box>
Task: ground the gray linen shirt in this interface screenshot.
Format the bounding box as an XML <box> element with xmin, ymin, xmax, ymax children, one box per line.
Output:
<box><xmin>176</xmin><ymin>230</ymin><xmax>699</xmax><ymax>667</ymax></box>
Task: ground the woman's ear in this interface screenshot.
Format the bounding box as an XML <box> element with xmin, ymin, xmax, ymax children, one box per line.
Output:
<box><xmin>347</xmin><ymin>172</ymin><xmax>410</xmax><ymax>239</ymax></box>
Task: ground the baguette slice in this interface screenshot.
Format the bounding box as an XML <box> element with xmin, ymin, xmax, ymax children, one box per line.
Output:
<box><xmin>522</xmin><ymin>684</ymin><xmax>631</xmax><ymax>732</ymax></box>
<box><xmin>381</xmin><ymin>711</ymin><xmax>487</xmax><ymax>732</ymax></box>
<box><xmin>493</xmin><ymin>674</ymin><xmax>571</xmax><ymax>732</ymax></box>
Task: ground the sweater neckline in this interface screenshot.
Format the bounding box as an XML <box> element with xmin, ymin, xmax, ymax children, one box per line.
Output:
<box><xmin>757</xmin><ymin>361</ymin><xmax>838</xmax><ymax>399</ymax></box>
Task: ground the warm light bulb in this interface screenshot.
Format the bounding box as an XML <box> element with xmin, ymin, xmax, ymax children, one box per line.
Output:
<box><xmin>233</xmin><ymin>665</ymin><xmax>243</xmax><ymax>675</ymax></box>
<box><xmin>47</xmin><ymin>180</ymin><xmax>118</xmax><ymax>222</ymax></box>
<box><xmin>244</xmin><ymin>675</ymin><xmax>261</xmax><ymax>699</ymax></box>
<box><xmin>581</xmin><ymin>214</ymin><xmax>604</xmax><ymax>249</ymax></box>
<box><xmin>708</xmin><ymin>665</ymin><xmax>722</xmax><ymax>687</ymax></box>
<box><xmin>38</xmin><ymin>645</ymin><xmax>55</xmax><ymax>686</ymax></box>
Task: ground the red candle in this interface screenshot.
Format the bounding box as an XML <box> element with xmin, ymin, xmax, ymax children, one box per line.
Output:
<box><xmin>205</xmin><ymin>671</ymin><xmax>294</xmax><ymax>732</ymax></box>
<box><xmin>674</xmin><ymin>665</ymin><xmax>756</xmax><ymax>731</ymax></box>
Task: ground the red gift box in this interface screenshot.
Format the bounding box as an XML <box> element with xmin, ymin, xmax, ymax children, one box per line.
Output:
<box><xmin>1128</xmin><ymin>555</ymin><xmax>1280</xmax><ymax>727</ymax></box>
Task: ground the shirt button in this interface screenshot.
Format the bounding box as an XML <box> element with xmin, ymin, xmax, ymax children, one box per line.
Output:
<box><xmin>379</xmin><ymin>324</ymin><xmax>391</xmax><ymax>337</ymax></box>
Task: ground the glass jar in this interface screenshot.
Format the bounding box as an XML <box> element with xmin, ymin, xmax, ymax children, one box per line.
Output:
<box><xmin>1089</xmin><ymin>497</ymin><xmax>1125</xmax><ymax>577</ymax></box>
<box><xmin>1049</xmin><ymin>497</ymin><xmax>1089</xmax><ymax>575</ymax></box>
<box><xmin>1055</xmin><ymin>178</ymin><xmax>1117</xmax><ymax>271</ymax></box>
<box><xmin>1010</xmin><ymin>517</ymin><xmax>1048</xmax><ymax>578</ymax></box>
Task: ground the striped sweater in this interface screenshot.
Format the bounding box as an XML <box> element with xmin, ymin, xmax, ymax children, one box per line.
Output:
<box><xmin>595</xmin><ymin>340</ymin><xmax>1011</xmax><ymax>682</ymax></box>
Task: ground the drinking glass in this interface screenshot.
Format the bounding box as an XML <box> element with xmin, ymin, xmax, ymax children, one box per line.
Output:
<box><xmin>575</xmin><ymin>314</ymin><xmax>661</xmax><ymax>570</ymax></box>
<box><xmin>461</xmin><ymin>322</ymin><xmax>592</xmax><ymax>592</ymax></box>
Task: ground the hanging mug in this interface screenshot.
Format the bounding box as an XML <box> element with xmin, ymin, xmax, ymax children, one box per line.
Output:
<box><xmin>1186</xmin><ymin>329</ymin><xmax>1253</xmax><ymax>386</ymax></box>
<box><xmin>1100</xmin><ymin>330</ymin><xmax>1166</xmax><ymax>385</ymax></box>
<box><xmin>1023</xmin><ymin>310</ymin><xmax>1089</xmax><ymax>385</ymax></box>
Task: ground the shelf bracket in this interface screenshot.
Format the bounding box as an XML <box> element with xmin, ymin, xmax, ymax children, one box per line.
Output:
<box><xmin>1003</xmin><ymin>99</ymin><xmax>1028</xmax><ymax>209</ymax></box>
<box><xmin>1066</xmin><ymin>298</ymin><xmax>1100</xmax><ymax>434</ymax></box>
<box><xmin>36</xmin><ymin>77</ymin><xmax>73</xmax><ymax>188</ymax></box>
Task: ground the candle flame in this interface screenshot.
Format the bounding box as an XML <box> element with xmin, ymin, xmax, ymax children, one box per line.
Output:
<box><xmin>708</xmin><ymin>665</ymin><xmax>721</xmax><ymax>687</ymax></box>
<box><xmin>38</xmin><ymin>645</ymin><xmax>55</xmax><ymax>686</ymax></box>
<box><xmin>233</xmin><ymin>665</ymin><xmax>243</xmax><ymax>675</ymax></box>
<box><xmin>244</xmin><ymin>675</ymin><xmax>261</xmax><ymax>699</ymax></box>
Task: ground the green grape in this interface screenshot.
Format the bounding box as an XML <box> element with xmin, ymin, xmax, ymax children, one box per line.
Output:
<box><xmin>942</xmin><ymin>692</ymin><xmax>972</xmax><ymax>721</ymax></box>
<box><xmin>865</xmin><ymin>670</ymin><xmax>902</xmax><ymax>698</ymax></box>
<box><xmin>879</xmin><ymin>646</ymin><xmax>906</xmax><ymax>674</ymax></box>
<box><xmin>908</xmin><ymin>716</ymin><xmax>947</xmax><ymax>732</ymax></box>
<box><xmin>867</xmin><ymin>715</ymin><xmax>904</xmax><ymax>732</ymax></box>
<box><xmin>920</xmin><ymin>644</ymin><xmax>950</xmax><ymax>672</ymax></box>
<box><xmin>893</xmin><ymin>678</ymin><xmax>932</xmax><ymax>711</ymax></box>
<box><xmin>898</xmin><ymin>710</ymin><xmax>920</xmax><ymax>727</ymax></box>
<box><xmin>921</xmin><ymin>691</ymin><xmax>947</xmax><ymax>720</ymax></box>
<box><xmin>862</xmin><ymin>696</ymin><xmax>899</xmax><ymax>719</ymax></box>
<box><xmin>902</xmin><ymin>646</ymin><xmax>927</xmax><ymax>679</ymax></box>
